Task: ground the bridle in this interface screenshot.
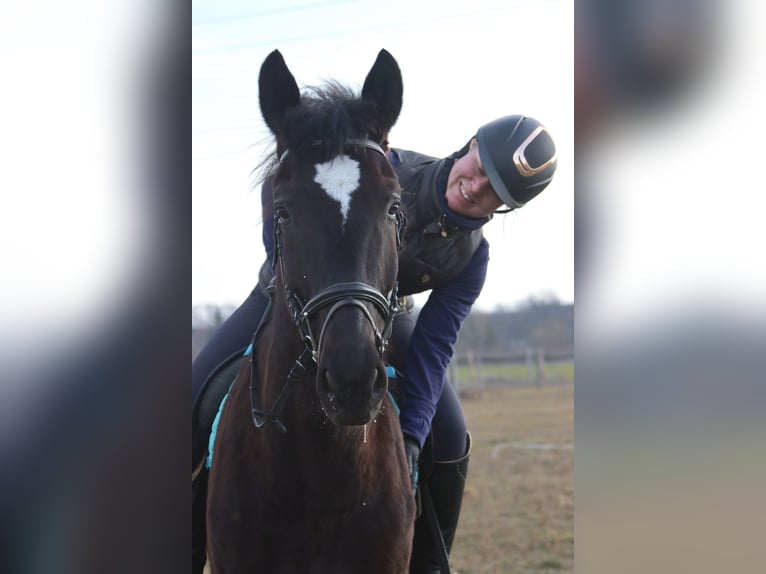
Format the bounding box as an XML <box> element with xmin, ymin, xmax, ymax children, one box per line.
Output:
<box><xmin>250</xmin><ymin>138</ymin><xmax>406</xmax><ymax>433</ymax></box>
<box><xmin>282</xmin><ymin>280</ymin><xmax>399</xmax><ymax>364</ymax></box>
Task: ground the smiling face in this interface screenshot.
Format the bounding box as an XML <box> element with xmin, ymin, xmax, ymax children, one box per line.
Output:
<box><xmin>444</xmin><ymin>138</ymin><xmax>504</xmax><ymax>218</ymax></box>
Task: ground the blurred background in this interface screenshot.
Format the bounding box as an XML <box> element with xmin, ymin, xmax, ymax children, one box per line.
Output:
<box><xmin>576</xmin><ymin>0</ymin><xmax>766</xmax><ymax>573</ymax></box>
<box><xmin>1</xmin><ymin>0</ymin><xmax>765</xmax><ymax>573</ymax></box>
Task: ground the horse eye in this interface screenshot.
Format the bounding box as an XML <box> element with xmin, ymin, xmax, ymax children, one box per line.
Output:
<box><xmin>387</xmin><ymin>202</ymin><xmax>401</xmax><ymax>220</ymax></box>
<box><xmin>274</xmin><ymin>206</ymin><xmax>292</xmax><ymax>223</ymax></box>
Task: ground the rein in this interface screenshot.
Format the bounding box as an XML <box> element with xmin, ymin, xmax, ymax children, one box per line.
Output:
<box><xmin>250</xmin><ymin>138</ymin><xmax>402</xmax><ymax>433</ymax></box>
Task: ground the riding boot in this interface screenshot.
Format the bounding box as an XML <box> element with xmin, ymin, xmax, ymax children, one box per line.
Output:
<box><xmin>410</xmin><ymin>433</ymin><xmax>471</xmax><ymax>574</ymax></box>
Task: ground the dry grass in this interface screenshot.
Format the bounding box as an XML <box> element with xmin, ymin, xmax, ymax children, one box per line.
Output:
<box><xmin>450</xmin><ymin>383</ymin><xmax>574</xmax><ymax>574</ymax></box>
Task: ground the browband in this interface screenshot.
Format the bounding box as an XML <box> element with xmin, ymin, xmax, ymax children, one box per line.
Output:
<box><xmin>279</xmin><ymin>138</ymin><xmax>386</xmax><ymax>163</ymax></box>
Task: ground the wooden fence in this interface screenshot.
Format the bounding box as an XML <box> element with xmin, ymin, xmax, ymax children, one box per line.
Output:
<box><xmin>447</xmin><ymin>347</ymin><xmax>574</xmax><ymax>393</ymax></box>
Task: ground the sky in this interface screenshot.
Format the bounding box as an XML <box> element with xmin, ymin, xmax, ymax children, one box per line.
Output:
<box><xmin>192</xmin><ymin>0</ymin><xmax>574</xmax><ymax>312</ymax></box>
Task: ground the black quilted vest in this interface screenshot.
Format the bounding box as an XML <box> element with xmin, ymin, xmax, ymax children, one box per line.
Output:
<box><xmin>393</xmin><ymin>149</ymin><xmax>485</xmax><ymax>296</ymax></box>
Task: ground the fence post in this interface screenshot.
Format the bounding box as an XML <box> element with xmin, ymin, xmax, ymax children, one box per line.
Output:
<box><xmin>466</xmin><ymin>349</ymin><xmax>483</xmax><ymax>390</ymax></box>
<box><xmin>536</xmin><ymin>348</ymin><xmax>547</xmax><ymax>387</ymax></box>
<box><xmin>449</xmin><ymin>359</ymin><xmax>459</xmax><ymax>395</ymax></box>
<box><xmin>526</xmin><ymin>347</ymin><xmax>534</xmax><ymax>385</ymax></box>
<box><xmin>476</xmin><ymin>350</ymin><xmax>484</xmax><ymax>390</ymax></box>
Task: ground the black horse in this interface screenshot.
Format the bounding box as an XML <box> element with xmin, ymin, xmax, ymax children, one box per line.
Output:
<box><xmin>206</xmin><ymin>49</ymin><xmax>416</xmax><ymax>573</ymax></box>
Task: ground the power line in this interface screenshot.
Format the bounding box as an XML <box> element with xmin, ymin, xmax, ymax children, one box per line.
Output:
<box><xmin>193</xmin><ymin>18</ymin><xmax>408</xmax><ymax>56</ymax></box>
<box><xmin>192</xmin><ymin>4</ymin><xmax>509</xmax><ymax>56</ymax></box>
<box><xmin>193</xmin><ymin>0</ymin><xmax>357</xmax><ymax>26</ymax></box>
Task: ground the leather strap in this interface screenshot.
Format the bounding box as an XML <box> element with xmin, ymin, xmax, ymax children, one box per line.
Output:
<box><xmin>420</xmin><ymin>477</ymin><xmax>452</xmax><ymax>574</ymax></box>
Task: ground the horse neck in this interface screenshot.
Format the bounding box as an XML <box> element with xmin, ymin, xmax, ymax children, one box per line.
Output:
<box><xmin>286</xmin><ymin>415</ymin><xmax>402</xmax><ymax>495</ymax></box>
<box><xmin>258</xmin><ymin>294</ymin><xmax>305</xmax><ymax>372</ymax></box>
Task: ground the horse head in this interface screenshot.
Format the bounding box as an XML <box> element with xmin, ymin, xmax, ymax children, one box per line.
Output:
<box><xmin>258</xmin><ymin>49</ymin><xmax>404</xmax><ymax>426</ymax></box>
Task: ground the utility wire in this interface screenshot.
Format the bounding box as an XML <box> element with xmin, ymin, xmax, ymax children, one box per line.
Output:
<box><xmin>193</xmin><ymin>0</ymin><xmax>357</xmax><ymax>26</ymax></box>
<box><xmin>194</xmin><ymin>18</ymin><xmax>409</xmax><ymax>55</ymax></box>
<box><xmin>193</xmin><ymin>4</ymin><xmax>506</xmax><ymax>56</ymax></box>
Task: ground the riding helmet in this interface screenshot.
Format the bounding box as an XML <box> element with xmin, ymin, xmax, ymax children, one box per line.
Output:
<box><xmin>476</xmin><ymin>115</ymin><xmax>558</xmax><ymax>209</ymax></box>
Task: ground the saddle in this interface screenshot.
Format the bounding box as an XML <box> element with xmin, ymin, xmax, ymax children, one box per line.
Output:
<box><xmin>193</xmin><ymin>290</ymin><xmax>276</xmax><ymax>479</ymax></box>
<box><xmin>192</xmin><ymin>350</ymin><xmax>245</xmax><ymax>479</ymax></box>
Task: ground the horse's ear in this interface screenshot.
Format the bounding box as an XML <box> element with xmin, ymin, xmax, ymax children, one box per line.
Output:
<box><xmin>361</xmin><ymin>49</ymin><xmax>403</xmax><ymax>133</ymax></box>
<box><xmin>259</xmin><ymin>50</ymin><xmax>301</xmax><ymax>135</ymax></box>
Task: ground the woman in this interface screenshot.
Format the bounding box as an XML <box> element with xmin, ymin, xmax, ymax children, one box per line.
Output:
<box><xmin>193</xmin><ymin>114</ymin><xmax>557</xmax><ymax>573</ymax></box>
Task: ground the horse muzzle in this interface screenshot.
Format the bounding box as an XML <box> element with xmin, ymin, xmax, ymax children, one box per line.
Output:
<box><xmin>317</xmin><ymin>360</ymin><xmax>388</xmax><ymax>426</ymax></box>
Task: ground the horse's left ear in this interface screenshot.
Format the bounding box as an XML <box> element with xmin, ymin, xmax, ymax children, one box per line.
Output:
<box><xmin>259</xmin><ymin>50</ymin><xmax>301</xmax><ymax>136</ymax></box>
<box><xmin>361</xmin><ymin>49</ymin><xmax>403</xmax><ymax>133</ymax></box>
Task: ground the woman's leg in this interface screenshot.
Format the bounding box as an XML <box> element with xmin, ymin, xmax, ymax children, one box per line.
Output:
<box><xmin>192</xmin><ymin>287</ymin><xmax>269</xmax><ymax>409</ymax></box>
<box><xmin>387</xmin><ymin>311</ymin><xmax>470</xmax><ymax>572</ymax></box>
<box><xmin>386</xmin><ymin>310</ymin><xmax>467</xmax><ymax>460</ymax></box>
<box><xmin>429</xmin><ymin>381</ymin><xmax>468</xmax><ymax>462</ymax></box>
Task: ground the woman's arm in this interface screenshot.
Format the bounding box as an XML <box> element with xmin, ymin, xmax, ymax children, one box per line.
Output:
<box><xmin>399</xmin><ymin>239</ymin><xmax>489</xmax><ymax>447</ymax></box>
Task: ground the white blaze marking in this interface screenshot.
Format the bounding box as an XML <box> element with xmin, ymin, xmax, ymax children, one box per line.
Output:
<box><xmin>314</xmin><ymin>154</ymin><xmax>360</xmax><ymax>227</ymax></box>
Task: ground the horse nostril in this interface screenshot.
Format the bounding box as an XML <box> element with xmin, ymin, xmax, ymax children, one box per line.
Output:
<box><xmin>321</xmin><ymin>370</ymin><xmax>338</xmax><ymax>411</ymax></box>
<box><xmin>370</xmin><ymin>367</ymin><xmax>386</xmax><ymax>402</ymax></box>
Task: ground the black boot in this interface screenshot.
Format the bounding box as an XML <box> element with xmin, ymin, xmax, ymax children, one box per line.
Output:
<box><xmin>410</xmin><ymin>433</ymin><xmax>471</xmax><ymax>574</ymax></box>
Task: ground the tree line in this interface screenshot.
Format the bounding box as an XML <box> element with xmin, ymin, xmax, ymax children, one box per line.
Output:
<box><xmin>454</xmin><ymin>295</ymin><xmax>573</xmax><ymax>359</ymax></box>
<box><xmin>192</xmin><ymin>295</ymin><xmax>573</xmax><ymax>361</ymax></box>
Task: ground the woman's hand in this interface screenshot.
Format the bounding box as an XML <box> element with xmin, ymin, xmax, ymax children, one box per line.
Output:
<box><xmin>403</xmin><ymin>435</ymin><xmax>421</xmax><ymax>496</ymax></box>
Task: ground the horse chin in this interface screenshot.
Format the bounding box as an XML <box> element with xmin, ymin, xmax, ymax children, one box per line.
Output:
<box><xmin>328</xmin><ymin>410</ymin><xmax>373</xmax><ymax>427</ymax></box>
<box><xmin>320</xmin><ymin>391</ymin><xmax>386</xmax><ymax>427</ymax></box>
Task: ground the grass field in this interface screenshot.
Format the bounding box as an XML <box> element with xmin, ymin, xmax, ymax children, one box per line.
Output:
<box><xmin>450</xmin><ymin>382</ymin><xmax>574</xmax><ymax>574</ymax></box>
<box><xmin>453</xmin><ymin>360</ymin><xmax>575</xmax><ymax>388</ymax></box>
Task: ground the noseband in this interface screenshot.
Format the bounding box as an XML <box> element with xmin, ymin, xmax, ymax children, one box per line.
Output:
<box><xmin>284</xmin><ymin>280</ymin><xmax>399</xmax><ymax>364</ymax></box>
<box><xmin>250</xmin><ymin>138</ymin><xmax>403</xmax><ymax>433</ymax></box>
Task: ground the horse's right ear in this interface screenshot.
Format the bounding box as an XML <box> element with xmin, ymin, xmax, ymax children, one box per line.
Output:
<box><xmin>361</xmin><ymin>49</ymin><xmax>403</xmax><ymax>133</ymax></box>
<box><xmin>259</xmin><ymin>50</ymin><xmax>301</xmax><ymax>135</ymax></box>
